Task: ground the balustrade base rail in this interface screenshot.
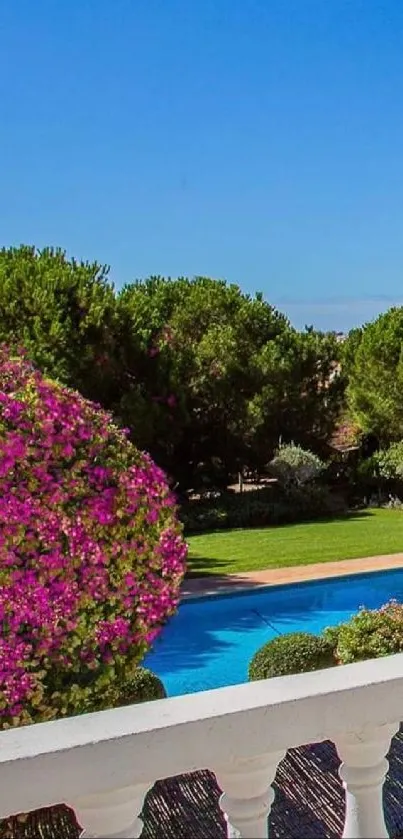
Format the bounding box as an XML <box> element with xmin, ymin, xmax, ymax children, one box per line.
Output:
<box><xmin>3</xmin><ymin>732</ymin><xmax>403</xmax><ymax>839</ymax></box>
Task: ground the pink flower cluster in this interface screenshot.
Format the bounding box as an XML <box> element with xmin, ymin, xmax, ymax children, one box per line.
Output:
<box><xmin>0</xmin><ymin>347</ymin><xmax>187</xmax><ymax>726</ymax></box>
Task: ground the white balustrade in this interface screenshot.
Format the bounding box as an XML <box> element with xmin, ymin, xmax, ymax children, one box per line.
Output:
<box><xmin>216</xmin><ymin>752</ymin><xmax>286</xmax><ymax>838</ymax></box>
<box><xmin>336</xmin><ymin>723</ymin><xmax>399</xmax><ymax>839</ymax></box>
<box><xmin>73</xmin><ymin>784</ymin><xmax>150</xmax><ymax>838</ymax></box>
<box><xmin>1</xmin><ymin>654</ymin><xmax>403</xmax><ymax>838</ymax></box>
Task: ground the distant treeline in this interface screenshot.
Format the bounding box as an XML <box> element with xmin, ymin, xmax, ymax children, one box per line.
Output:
<box><xmin>1</xmin><ymin>244</ymin><xmax>400</xmax><ymax>495</ymax></box>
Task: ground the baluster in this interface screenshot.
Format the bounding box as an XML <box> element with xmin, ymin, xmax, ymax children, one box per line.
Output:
<box><xmin>215</xmin><ymin>751</ymin><xmax>285</xmax><ymax>838</ymax></box>
<box><xmin>71</xmin><ymin>783</ymin><xmax>150</xmax><ymax>838</ymax></box>
<box><xmin>335</xmin><ymin>722</ymin><xmax>399</xmax><ymax>839</ymax></box>
<box><xmin>219</xmin><ymin>802</ymin><xmax>241</xmax><ymax>839</ymax></box>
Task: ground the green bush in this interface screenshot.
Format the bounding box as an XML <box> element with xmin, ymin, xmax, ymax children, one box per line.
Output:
<box><xmin>330</xmin><ymin>601</ymin><xmax>403</xmax><ymax>664</ymax></box>
<box><xmin>269</xmin><ymin>443</ymin><xmax>324</xmax><ymax>488</ymax></box>
<box><xmin>356</xmin><ymin>443</ymin><xmax>403</xmax><ymax>501</ymax></box>
<box><xmin>373</xmin><ymin>442</ymin><xmax>403</xmax><ymax>482</ymax></box>
<box><xmin>282</xmin><ymin>481</ymin><xmax>345</xmax><ymax>516</ymax></box>
<box><xmin>106</xmin><ymin>667</ymin><xmax>166</xmax><ymax>708</ymax></box>
<box><xmin>349</xmin><ymin>443</ymin><xmax>403</xmax><ymax>505</ymax></box>
<box><xmin>181</xmin><ymin>483</ymin><xmax>344</xmax><ymax>534</ymax></box>
<box><xmin>119</xmin><ymin>667</ymin><xmax>166</xmax><ymax>704</ymax></box>
<box><xmin>248</xmin><ymin>632</ymin><xmax>337</xmax><ymax>681</ymax></box>
<box><xmin>322</xmin><ymin>624</ymin><xmax>342</xmax><ymax>651</ymax></box>
<box><xmin>181</xmin><ymin>489</ymin><xmax>288</xmax><ymax>533</ymax></box>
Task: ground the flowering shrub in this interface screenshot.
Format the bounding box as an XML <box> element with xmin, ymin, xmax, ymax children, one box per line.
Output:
<box><xmin>0</xmin><ymin>347</ymin><xmax>187</xmax><ymax>727</ymax></box>
<box><xmin>324</xmin><ymin>600</ymin><xmax>403</xmax><ymax>664</ymax></box>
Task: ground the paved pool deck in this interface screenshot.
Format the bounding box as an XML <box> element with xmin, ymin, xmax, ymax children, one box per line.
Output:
<box><xmin>182</xmin><ymin>552</ymin><xmax>403</xmax><ymax>598</ymax></box>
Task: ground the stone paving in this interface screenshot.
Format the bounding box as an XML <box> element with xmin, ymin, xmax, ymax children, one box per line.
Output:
<box><xmin>182</xmin><ymin>552</ymin><xmax>403</xmax><ymax>598</ymax></box>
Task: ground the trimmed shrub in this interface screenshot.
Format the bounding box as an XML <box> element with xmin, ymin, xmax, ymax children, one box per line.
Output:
<box><xmin>331</xmin><ymin>601</ymin><xmax>403</xmax><ymax>664</ymax></box>
<box><xmin>0</xmin><ymin>347</ymin><xmax>187</xmax><ymax>728</ymax></box>
<box><xmin>100</xmin><ymin>667</ymin><xmax>166</xmax><ymax>710</ymax></box>
<box><xmin>118</xmin><ymin>667</ymin><xmax>166</xmax><ymax>704</ymax></box>
<box><xmin>248</xmin><ymin>632</ymin><xmax>337</xmax><ymax>681</ymax></box>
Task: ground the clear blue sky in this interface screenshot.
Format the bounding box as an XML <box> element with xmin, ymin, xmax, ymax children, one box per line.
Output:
<box><xmin>2</xmin><ymin>0</ymin><xmax>403</xmax><ymax>331</ymax></box>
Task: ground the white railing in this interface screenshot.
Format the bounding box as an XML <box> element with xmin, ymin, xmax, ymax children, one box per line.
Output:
<box><xmin>2</xmin><ymin>655</ymin><xmax>403</xmax><ymax>838</ymax></box>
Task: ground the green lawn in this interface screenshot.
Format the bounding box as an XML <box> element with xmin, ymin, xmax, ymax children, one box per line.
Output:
<box><xmin>187</xmin><ymin>508</ymin><xmax>403</xmax><ymax>576</ymax></box>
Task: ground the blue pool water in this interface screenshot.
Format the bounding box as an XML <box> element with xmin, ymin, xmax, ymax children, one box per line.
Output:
<box><xmin>144</xmin><ymin>568</ymin><xmax>403</xmax><ymax>696</ymax></box>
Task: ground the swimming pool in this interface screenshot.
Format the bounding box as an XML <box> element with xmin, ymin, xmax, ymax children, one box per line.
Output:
<box><xmin>144</xmin><ymin>567</ymin><xmax>403</xmax><ymax>696</ymax></box>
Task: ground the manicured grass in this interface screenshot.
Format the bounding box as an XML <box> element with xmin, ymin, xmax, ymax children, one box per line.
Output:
<box><xmin>187</xmin><ymin>508</ymin><xmax>403</xmax><ymax>576</ymax></box>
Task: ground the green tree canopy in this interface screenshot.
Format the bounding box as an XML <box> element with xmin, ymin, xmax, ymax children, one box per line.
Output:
<box><xmin>117</xmin><ymin>277</ymin><xmax>344</xmax><ymax>491</ymax></box>
<box><xmin>346</xmin><ymin>308</ymin><xmax>403</xmax><ymax>442</ymax></box>
<box><xmin>0</xmin><ymin>250</ymin><xmax>345</xmax><ymax>492</ymax></box>
<box><xmin>116</xmin><ymin>276</ymin><xmax>288</xmax><ymax>489</ymax></box>
<box><xmin>0</xmin><ymin>245</ymin><xmax>120</xmax><ymax>406</ymax></box>
<box><xmin>249</xmin><ymin>328</ymin><xmax>345</xmax><ymax>466</ymax></box>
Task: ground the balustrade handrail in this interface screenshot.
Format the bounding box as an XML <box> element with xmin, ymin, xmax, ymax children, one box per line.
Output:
<box><xmin>1</xmin><ymin>653</ymin><xmax>403</xmax><ymax>824</ymax></box>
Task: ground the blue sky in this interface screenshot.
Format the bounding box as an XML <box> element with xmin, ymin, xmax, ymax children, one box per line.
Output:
<box><xmin>2</xmin><ymin>0</ymin><xmax>403</xmax><ymax>331</ymax></box>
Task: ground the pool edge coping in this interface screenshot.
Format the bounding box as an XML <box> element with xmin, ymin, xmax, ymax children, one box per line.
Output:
<box><xmin>181</xmin><ymin>552</ymin><xmax>403</xmax><ymax>601</ymax></box>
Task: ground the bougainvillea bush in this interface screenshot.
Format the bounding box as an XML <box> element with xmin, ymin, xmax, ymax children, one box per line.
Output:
<box><xmin>0</xmin><ymin>346</ymin><xmax>187</xmax><ymax>728</ymax></box>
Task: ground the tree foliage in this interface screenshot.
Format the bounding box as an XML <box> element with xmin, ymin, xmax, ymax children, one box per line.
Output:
<box><xmin>0</xmin><ymin>248</ymin><xmax>345</xmax><ymax>493</ymax></box>
<box><xmin>116</xmin><ymin>276</ymin><xmax>289</xmax><ymax>489</ymax></box>
<box><xmin>0</xmin><ymin>245</ymin><xmax>120</xmax><ymax>407</ymax></box>
<box><xmin>116</xmin><ymin>277</ymin><xmax>344</xmax><ymax>491</ymax></box>
<box><xmin>346</xmin><ymin>308</ymin><xmax>403</xmax><ymax>442</ymax></box>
